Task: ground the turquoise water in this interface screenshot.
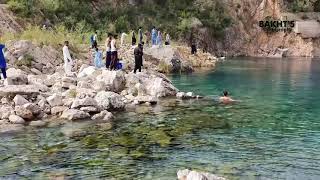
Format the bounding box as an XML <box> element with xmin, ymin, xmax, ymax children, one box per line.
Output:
<box><xmin>0</xmin><ymin>58</ymin><xmax>320</xmax><ymax>179</ymax></box>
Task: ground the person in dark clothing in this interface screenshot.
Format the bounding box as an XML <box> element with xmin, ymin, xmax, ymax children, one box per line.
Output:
<box><xmin>132</xmin><ymin>31</ymin><xmax>137</xmax><ymax>46</ymax></box>
<box><xmin>134</xmin><ymin>43</ymin><xmax>143</xmax><ymax>73</ymax></box>
<box><xmin>191</xmin><ymin>43</ymin><xmax>197</xmax><ymax>55</ymax></box>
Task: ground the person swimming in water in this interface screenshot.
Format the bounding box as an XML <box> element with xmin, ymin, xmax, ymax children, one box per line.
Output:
<box><xmin>219</xmin><ymin>91</ymin><xmax>235</xmax><ymax>103</ymax></box>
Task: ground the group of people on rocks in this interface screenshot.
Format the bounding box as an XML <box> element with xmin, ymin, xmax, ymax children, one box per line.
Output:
<box><xmin>83</xmin><ymin>26</ymin><xmax>171</xmax><ymax>75</ymax></box>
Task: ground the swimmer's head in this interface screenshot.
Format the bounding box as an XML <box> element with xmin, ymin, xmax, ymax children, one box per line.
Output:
<box><xmin>223</xmin><ymin>91</ymin><xmax>229</xmax><ymax>96</ymax></box>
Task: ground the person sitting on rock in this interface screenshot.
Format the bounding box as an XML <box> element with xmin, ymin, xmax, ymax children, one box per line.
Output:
<box><xmin>219</xmin><ymin>91</ymin><xmax>235</xmax><ymax>104</ymax></box>
<box><xmin>134</xmin><ymin>43</ymin><xmax>143</xmax><ymax>73</ymax></box>
<box><xmin>63</xmin><ymin>41</ymin><xmax>74</xmax><ymax>76</ymax></box>
<box><xmin>0</xmin><ymin>43</ymin><xmax>7</xmax><ymax>86</ymax></box>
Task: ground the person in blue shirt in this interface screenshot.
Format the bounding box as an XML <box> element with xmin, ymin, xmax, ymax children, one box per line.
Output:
<box><xmin>151</xmin><ymin>26</ymin><xmax>157</xmax><ymax>46</ymax></box>
<box><xmin>0</xmin><ymin>44</ymin><xmax>7</xmax><ymax>85</ymax></box>
<box><xmin>94</xmin><ymin>47</ymin><xmax>103</xmax><ymax>68</ymax></box>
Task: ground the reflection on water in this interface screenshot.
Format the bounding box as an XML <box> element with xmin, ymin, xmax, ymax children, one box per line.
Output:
<box><xmin>0</xmin><ymin>58</ymin><xmax>320</xmax><ymax>180</ymax></box>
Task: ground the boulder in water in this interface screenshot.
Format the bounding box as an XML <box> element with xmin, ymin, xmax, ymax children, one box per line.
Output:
<box><xmin>177</xmin><ymin>169</ymin><xmax>226</xmax><ymax>180</ymax></box>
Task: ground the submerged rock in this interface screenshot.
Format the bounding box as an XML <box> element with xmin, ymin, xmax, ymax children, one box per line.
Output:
<box><xmin>177</xmin><ymin>169</ymin><xmax>226</xmax><ymax>180</ymax></box>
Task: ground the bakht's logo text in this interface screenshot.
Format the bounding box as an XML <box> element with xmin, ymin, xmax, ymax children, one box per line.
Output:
<box><xmin>259</xmin><ymin>20</ymin><xmax>295</xmax><ymax>32</ymax></box>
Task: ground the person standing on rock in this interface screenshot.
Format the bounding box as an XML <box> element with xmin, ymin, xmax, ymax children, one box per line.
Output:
<box><xmin>63</xmin><ymin>41</ymin><xmax>73</xmax><ymax>76</ymax></box>
<box><xmin>120</xmin><ymin>32</ymin><xmax>128</xmax><ymax>47</ymax></box>
<box><xmin>105</xmin><ymin>34</ymin><xmax>112</xmax><ymax>68</ymax></box>
<box><xmin>151</xmin><ymin>26</ymin><xmax>157</xmax><ymax>46</ymax></box>
<box><xmin>145</xmin><ymin>31</ymin><xmax>151</xmax><ymax>46</ymax></box>
<box><xmin>157</xmin><ymin>31</ymin><xmax>162</xmax><ymax>47</ymax></box>
<box><xmin>165</xmin><ymin>33</ymin><xmax>171</xmax><ymax>45</ymax></box>
<box><xmin>110</xmin><ymin>35</ymin><xmax>118</xmax><ymax>70</ymax></box>
<box><xmin>134</xmin><ymin>43</ymin><xmax>143</xmax><ymax>73</ymax></box>
<box><xmin>138</xmin><ymin>27</ymin><xmax>143</xmax><ymax>43</ymax></box>
<box><xmin>94</xmin><ymin>47</ymin><xmax>103</xmax><ymax>68</ymax></box>
<box><xmin>0</xmin><ymin>44</ymin><xmax>7</xmax><ymax>86</ymax></box>
<box><xmin>132</xmin><ymin>31</ymin><xmax>137</xmax><ymax>46</ymax></box>
<box><xmin>93</xmin><ymin>31</ymin><xmax>98</xmax><ymax>49</ymax></box>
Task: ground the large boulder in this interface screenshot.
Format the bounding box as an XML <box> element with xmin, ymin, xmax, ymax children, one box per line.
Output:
<box><xmin>60</xmin><ymin>109</ymin><xmax>90</xmax><ymax>120</ymax></box>
<box><xmin>23</xmin><ymin>103</ymin><xmax>41</xmax><ymax>116</ymax></box>
<box><xmin>126</xmin><ymin>72</ymin><xmax>178</xmax><ymax>97</ymax></box>
<box><xmin>0</xmin><ymin>106</ymin><xmax>15</xmax><ymax>119</ymax></box>
<box><xmin>9</xmin><ymin>115</ymin><xmax>25</xmax><ymax>124</ymax></box>
<box><xmin>95</xmin><ymin>91</ymin><xmax>125</xmax><ymax>110</ymax></box>
<box><xmin>13</xmin><ymin>94</ymin><xmax>29</xmax><ymax>106</ymax></box>
<box><xmin>96</xmin><ymin>70</ymin><xmax>126</xmax><ymax>93</ymax></box>
<box><xmin>91</xmin><ymin>110</ymin><xmax>114</xmax><ymax>121</ymax></box>
<box><xmin>77</xmin><ymin>66</ymin><xmax>100</xmax><ymax>78</ymax></box>
<box><xmin>15</xmin><ymin>106</ymin><xmax>34</xmax><ymax>120</ymax></box>
<box><xmin>177</xmin><ymin>169</ymin><xmax>226</xmax><ymax>180</ymax></box>
<box><xmin>6</xmin><ymin>68</ymin><xmax>28</xmax><ymax>85</ymax></box>
<box><xmin>46</xmin><ymin>94</ymin><xmax>63</xmax><ymax>107</ymax></box>
<box><xmin>0</xmin><ymin>85</ymin><xmax>40</xmax><ymax>97</ymax></box>
<box><xmin>71</xmin><ymin>97</ymin><xmax>98</xmax><ymax>109</ymax></box>
<box><xmin>51</xmin><ymin>106</ymin><xmax>68</xmax><ymax>115</ymax></box>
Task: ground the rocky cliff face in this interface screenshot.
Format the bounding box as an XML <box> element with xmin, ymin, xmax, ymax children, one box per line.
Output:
<box><xmin>202</xmin><ymin>0</ymin><xmax>320</xmax><ymax>57</ymax></box>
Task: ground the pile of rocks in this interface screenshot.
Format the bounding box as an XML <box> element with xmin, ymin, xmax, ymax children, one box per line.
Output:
<box><xmin>0</xmin><ymin>66</ymin><xmax>179</xmax><ymax>129</ymax></box>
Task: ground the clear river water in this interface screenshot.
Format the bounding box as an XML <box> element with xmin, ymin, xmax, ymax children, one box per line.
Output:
<box><xmin>0</xmin><ymin>58</ymin><xmax>319</xmax><ymax>180</ymax></box>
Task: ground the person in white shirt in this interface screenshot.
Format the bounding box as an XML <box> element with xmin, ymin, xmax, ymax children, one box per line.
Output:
<box><xmin>63</xmin><ymin>41</ymin><xmax>73</xmax><ymax>76</ymax></box>
<box><xmin>110</xmin><ymin>35</ymin><xmax>118</xmax><ymax>70</ymax></box>
<box><xmin>165</xmin><ymin>33</ymin><xmax>170</xmax><ymax>45</ymax></box>
<box><xmin>120</xmin><ymin>32</ymin><xmax>128</xmax><ymax>47</ymax></box>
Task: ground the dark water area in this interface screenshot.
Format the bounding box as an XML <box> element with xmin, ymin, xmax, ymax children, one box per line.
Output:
<box><xmin>0</xmin><ymin>58</ymin><xmax>319</xmax><ymax>180</ymax></box>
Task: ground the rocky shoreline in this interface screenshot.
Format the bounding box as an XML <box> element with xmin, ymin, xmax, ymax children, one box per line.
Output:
<box><xmin>0</xmin><ymin>40</ymin><xmax>217</xmax><ymax>133</ymax></box>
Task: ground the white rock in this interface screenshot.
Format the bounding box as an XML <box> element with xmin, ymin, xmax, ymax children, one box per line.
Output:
<box><xmin>95</xmin><ymin>91</ymin><xmax>125</xmax><ymax>110</ymax></box>
<box><xmin>60</xmin><ymin>109</ymin><xmax>90</xmax><ymax>121</ymax></box>
<box><xmin>186</xmin><ymin>92</ymin><xmax>194</xmax><ymax>97</ymax></box>
<box><xmin>0</xmin><ymin>106</ymin><xmax>14</xmax><ymax>119</ymax></box>
<box><xmin>0</xmin><ymin>85</ymin><xmax>40</xmax><ymax>97</ymax></box>
<box><xmin>46</xmin><ymin>94</ymin><xmax>63</xmax><ymax>107</ymax></box>
<box><xmin>177</xmin><ymin>169</ymin><xmax>226</xmax><ymax>180</ymax></box>
<box><xmin>9</xmin><ymin>115</ymin><xmax>25</xmax><ymax>124</ymax></box>
<box><xmin>80</xmin><ymin>106</ymin><xmax>99</xmax><ymax>113</ymax></box>
<box><xmin>30</xmin><ymin>68</ymin><xmax>42</xmax><ymax>75</ymax></box>
<box><xmin>51</xmin><ymin>106</ymin><xmax>68</xmax><ymax>115</ymax></box>
<box><xmin>135</xmin><ymin>96</ymin><xmax>158</xmax><ymax>104</ymax></box>
<box><xmin>71</xmin><ymin>97</ymin><xmax>98</xmax><ymax>109</ymax></box>
<box><xmin>76</xmin><ymin>88</ymin><xmax>97</xmax><ymax>98</ymax></box>
<box><xmin>77</xmin><ymin>66</ymin><xmax>97</xmax><ymax>78</ymax></box>
<box><xmin>176</xmin><ymin>92</ymin><xmax>186</xmax><ymax>99</ymax></box>
<box><xmin>6</xmin><ymin>68</ymin><xmax>28</xmax><ymax>85</ymax></box>
<box><xmin>13</xmin><ymin>94</ymin><xmax>29</xmax><ymax>106</ymax></box>
<box><xmin>96</xmin><ymin>70</ymin><xmax>126</xmax><ymax>93</ymax></box>
<box><xmin>91</xmin><ymin>110</ymin><xmax>114</xmax><ymax>121</ymax></box>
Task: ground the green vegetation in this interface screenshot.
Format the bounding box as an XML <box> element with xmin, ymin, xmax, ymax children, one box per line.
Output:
<box><xmin>14</xmin><ymin>53</ymin><xmax>33</xmax><ymax>67</ymax></box>
<box><xmin>289</xmin><ymin>0</ymin><xmax>316</xmax><ymax>12</ymax></box>
<box><xmin>7</xmin><ymin>0</ymin><xmax>232</xmax><ymax>40</ymax></box>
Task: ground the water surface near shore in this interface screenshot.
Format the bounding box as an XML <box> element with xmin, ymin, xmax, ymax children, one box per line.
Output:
<box><xmin>0</xmin><ymin>58</ymin><xmax>320</xmax><ymax>180</ymax></box>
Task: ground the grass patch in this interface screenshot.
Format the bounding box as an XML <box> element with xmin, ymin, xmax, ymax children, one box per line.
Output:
<box><xmin>157</xmin><ymin>61</ymin><xmax>171</xmax><ymax>74</ymax></box>
<box><xmin>14</xmin><ymin>53</ymin><xmax>33</xmax><ymax>67</ymax></box>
